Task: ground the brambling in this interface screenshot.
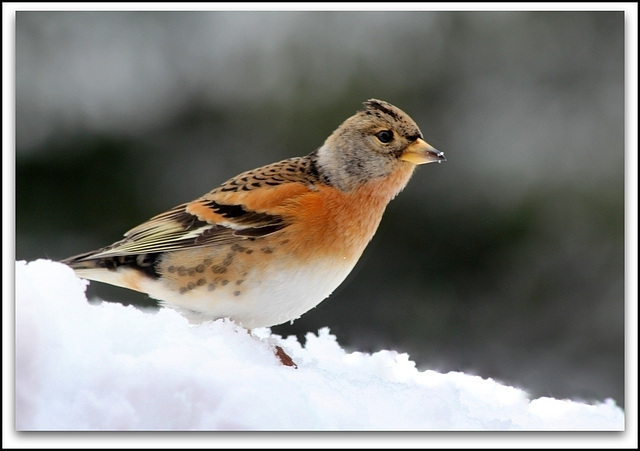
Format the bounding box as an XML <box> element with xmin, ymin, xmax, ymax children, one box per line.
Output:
<box><xmin>62</xmin><ymin>99</ymin><xmax>445</xmax><ymax>334</ymax></box>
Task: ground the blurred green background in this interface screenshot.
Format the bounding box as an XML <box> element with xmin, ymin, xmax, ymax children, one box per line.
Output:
<box><xmin>15</xmin><ymin>11</ymin><xmax>625</xmax><ymax>406</ymax></box>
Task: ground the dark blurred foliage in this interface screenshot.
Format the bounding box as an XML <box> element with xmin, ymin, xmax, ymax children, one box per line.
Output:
<box><xmin>15</xmin><ymin>11</ymin><xmax>625</xmax><ymax>406</ymax></box>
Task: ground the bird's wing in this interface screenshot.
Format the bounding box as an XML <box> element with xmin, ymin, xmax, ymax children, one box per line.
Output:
<box><xmin>70</xmin><ymin>157</ymin><xmax>319</xmax><ymax>261</ymax></box>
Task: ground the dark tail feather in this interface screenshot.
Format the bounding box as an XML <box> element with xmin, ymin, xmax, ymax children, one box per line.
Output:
<box><xmin>61</xmin><ymin>251</ymin><xmax>163</xmax><ymax>280</ymax></box>
<box><xmin>60</xmin><ymin>251</ymin><xmax>106</xmax><ymax>271</ymax></box>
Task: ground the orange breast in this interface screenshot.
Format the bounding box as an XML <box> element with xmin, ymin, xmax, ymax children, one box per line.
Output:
<box><xmin>277</xmin><ymin>162</ymin><xmax>416</xmax><ymax>262</ymax></box>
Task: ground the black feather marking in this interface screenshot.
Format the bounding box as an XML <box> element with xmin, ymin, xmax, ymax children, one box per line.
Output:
<box><xmin>193</xmin><ymin>225</ymin><xmax>229</xmax><ymax>244</ymax></box>
<box><xmin>307</xmin><ymin>149</ymin><xmax>332</xmax><ymax>185</ymax></box>
<box><xmin>89</xmin><ymin>253</ymin><xmax>163</xmax><ymax>279</ymax></box>
<box><xmin>172</xmin><ymin>210</ymin><xmax>210</xmax><ymax>230</ymax></box>
<box><xmin>364</xmin><ymin>99</ymin><xmax>400</xmax><ymax>121</ymax></box>
<box><xmin>202</xmin><ymin>200</ymin><xmax>286</xmax><ymax>229</ymax></box>
<box><xmin>209</xmin><ymin>202</ymin><xmax>247</xmax><ymax>219</ymax></box>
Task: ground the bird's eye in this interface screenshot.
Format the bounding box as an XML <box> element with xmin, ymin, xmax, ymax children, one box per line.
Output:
<box><xmin>376</xmin><ymin>130</ymin><xmax>394</xmax><ymax>144</ymax></box>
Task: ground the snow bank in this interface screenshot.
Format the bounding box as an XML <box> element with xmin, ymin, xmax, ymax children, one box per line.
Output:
<box><xmin>15</xmin><ymin>260</ymin><xmax>624</xmax><ymax>431</ymax></box>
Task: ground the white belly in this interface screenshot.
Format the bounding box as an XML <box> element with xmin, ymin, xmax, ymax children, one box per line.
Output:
<box><xmin>137</xmin><ymin>257</ymin><xmax>356</xmax><ymax>329</ymax></box>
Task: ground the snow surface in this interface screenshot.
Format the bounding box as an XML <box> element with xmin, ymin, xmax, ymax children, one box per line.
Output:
<box><xmin>15</xmin><ymin>260</ymin><xmax>624</xmax><ymax>431</ymax></box>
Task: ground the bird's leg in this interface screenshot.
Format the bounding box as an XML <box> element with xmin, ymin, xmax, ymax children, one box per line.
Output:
<box><xmin>274</xmin><ymin>345</ymin><xmax>297</xmax><ymax>368</ymax></box>
<box><xmin>247</xmin><ymin>328</ymin><xmax>297</xmax><ymax>368</ymax></box>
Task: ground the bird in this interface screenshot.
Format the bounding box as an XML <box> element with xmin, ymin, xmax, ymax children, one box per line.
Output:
<box><xmin>61</xmin><ymin>99</ymin><xmax>445</xmax><ymax>364</ymax></box>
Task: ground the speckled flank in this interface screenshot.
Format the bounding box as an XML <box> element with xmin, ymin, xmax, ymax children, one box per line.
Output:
<box><xmin>157</xmin><ymin>227</ymin><xmax>305</xmax><ymax>304</ymax></box>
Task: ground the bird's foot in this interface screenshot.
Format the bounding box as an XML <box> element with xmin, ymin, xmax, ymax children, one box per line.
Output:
<box><xmin>274</xmin><ymin>345</ymin><xmax>297</xmax><ymax>368</ymax></box>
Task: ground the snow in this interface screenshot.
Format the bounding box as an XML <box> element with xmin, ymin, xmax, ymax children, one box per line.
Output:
<box><xmin>14</xmin><ymin>260</ymin><xmax>624</xmax><ymax>435</ymax></box>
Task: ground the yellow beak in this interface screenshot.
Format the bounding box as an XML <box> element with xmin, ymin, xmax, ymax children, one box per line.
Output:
<box><xmin>400</xmin><ymin>138</ymin><xmax>446</xmax><ymax>165</ymax></box>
